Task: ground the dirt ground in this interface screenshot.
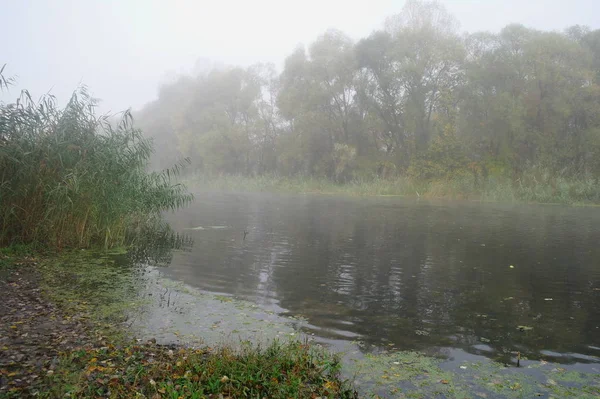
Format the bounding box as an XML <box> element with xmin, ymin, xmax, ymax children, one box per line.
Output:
<box><xmin>0</xmin><ymin>260</ymin><xmax>94</xmax><ymax>397</ymax></box>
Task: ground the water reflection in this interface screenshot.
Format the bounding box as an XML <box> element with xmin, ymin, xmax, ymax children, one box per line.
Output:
<box><xmin>127</xmin><ymin>221</ymin><xmax>193</xmax><ymax>266</ymax></box>
<box><xmin>163</xmin><ymin>193</ymin><xmax>600</xmax><ymax>364</ymax></box>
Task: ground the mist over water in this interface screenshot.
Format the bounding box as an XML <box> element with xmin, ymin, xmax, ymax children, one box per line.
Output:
<box><xmin>160</xmin><ymin>192</ymin><xmax>600</xmax><ymax>365</ymax></box>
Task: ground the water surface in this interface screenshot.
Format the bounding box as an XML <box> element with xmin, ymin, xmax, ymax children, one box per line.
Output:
<box><xmin>163</xmin><ymin>192</ymin><xmax>600</xmax><ymax>365</ymax></box>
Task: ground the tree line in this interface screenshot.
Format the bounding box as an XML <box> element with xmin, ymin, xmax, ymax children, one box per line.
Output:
<box><xmin>137</xmin><ymin>0</ymin><xmax>600</xmax><ymax>184</ymax></box>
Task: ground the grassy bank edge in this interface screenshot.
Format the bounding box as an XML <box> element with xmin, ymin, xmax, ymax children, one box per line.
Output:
<box><xmin>188</xmin><ymin>174</ymin><xmax>600</xmax><ymax>206</ymax></box>
<box><xmin>0</xmin><ymin>249</ymin><xmax>357</xmax><ymax>399</ymax></box>
<box><xmin>3</xmin><ymin>249</ymin><xmax>599</xmax><ymax>399</ymax></box>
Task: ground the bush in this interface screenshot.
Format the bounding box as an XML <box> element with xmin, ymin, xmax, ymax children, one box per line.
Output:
<box><xmin>0</xmin><ymin>88</ymin><xmax>192</xmax><ymax>248</ymax></box>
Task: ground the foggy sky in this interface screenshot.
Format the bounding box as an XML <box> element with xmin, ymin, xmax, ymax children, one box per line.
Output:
<box><xmin>1</xmin><ymin>0</ymin><xmax>598</xmax><ymax>114</ymax></box>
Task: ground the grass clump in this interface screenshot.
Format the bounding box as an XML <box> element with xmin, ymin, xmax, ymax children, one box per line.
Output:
<box><xmin>39</xmin><ymin>340</ymin><xmax>355</xmax><ymax>399</ymax></box>
<box><xmin>0</xmin><ymin>87</ymin><xmax>192</xmax><ymax>249</ymax></box>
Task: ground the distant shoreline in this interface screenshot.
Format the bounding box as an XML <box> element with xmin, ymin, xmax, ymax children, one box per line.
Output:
<box><xmin>187</xmin><ymin>174</ymin><xmax>600</xmax><ymax>207</ymax></box>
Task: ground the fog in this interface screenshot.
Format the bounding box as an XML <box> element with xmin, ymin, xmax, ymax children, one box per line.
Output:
<box><xmin>3</xmin><ymin>3</ymin><xmax>600</xmax><ymax>396</ymax></box>
<box><xmin>1</xmin><ymin>0</ymin><xmax>598</xmax><ymax>113</ymax></box>
<box><xmin>3</xmin><ymin>0</ymin><xmax>600</xmax><ymax>201</ymax></box>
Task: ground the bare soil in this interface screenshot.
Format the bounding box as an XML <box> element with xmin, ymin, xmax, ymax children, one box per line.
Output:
<box><xmin>0</xmin><ymin>260</ymin><xmax>94</xmax><ymax>397</ymax></box>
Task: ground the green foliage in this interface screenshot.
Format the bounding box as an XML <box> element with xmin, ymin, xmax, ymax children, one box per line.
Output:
<box><xmin>0</xmin><ymin>87</ymin><xmax>192</xmax><ymax>248</ymax></box>
<box><xmin>333</xmin><ymin>143</ymin><xmax>357</xmax><ymax>182</ymax></box>
<box><xmin>134</xmin><ymin>1</ymin><xmax>600</xmax><ymax>202</ymax></box>
<box><xmin>408</xmin><ymin>128</ymin><xmax>470</xmax><ymax>180</ymax></box>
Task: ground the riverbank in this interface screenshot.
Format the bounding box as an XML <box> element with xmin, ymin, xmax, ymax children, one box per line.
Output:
<box><xmin>0</xmin><ymin>250</ymin><xmax>356</xmax><ymax>398</ymax></box>
<box><xmin>189</xmin><ymin>174</ymin><xmax>600</xmax><ymax>205</ymax></box>
<box><xmin>2</xmin><ymin>249</ymin><xmax>599</xmax><ymax>398</ymax></box>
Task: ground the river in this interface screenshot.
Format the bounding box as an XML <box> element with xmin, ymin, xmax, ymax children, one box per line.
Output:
<box><xmin>155</xmin><ymin>192</ymin><xmax>600</xmax><ymax>366</ymax></box>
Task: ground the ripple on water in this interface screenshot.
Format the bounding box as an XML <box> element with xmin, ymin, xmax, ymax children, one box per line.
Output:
<box><xmin>472</xmin><ymin>344</ymin><xmax>494</xmax><ymax>353</ymax></box>
<box><xmin>165</xmin><ymin>192</ymin><xmax>600</xmax><ymax>367</ymax></box>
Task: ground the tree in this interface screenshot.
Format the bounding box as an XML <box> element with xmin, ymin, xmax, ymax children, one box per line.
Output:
<box><xmin>136</xmin><ymin>0</ymin><xmax>600</xmax><ymax>184</ymax></box>
<box><xmin>356</xmin><ymin>0</ymin><xmax>464</xmax><ymax>170</ymax></box>
<box><xmin>277</xmin><ymin>31</ymin><xmax>361</xmax><ymax>178</ymax></box>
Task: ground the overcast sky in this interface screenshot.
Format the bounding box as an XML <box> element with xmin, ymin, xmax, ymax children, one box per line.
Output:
<box><xmin>1</xmin><ymin>0</ymin><xmax>599</xmax><ymax>113</ymax></box>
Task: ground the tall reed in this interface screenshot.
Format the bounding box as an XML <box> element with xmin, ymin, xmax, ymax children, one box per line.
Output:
<box><xmin>0</xmin><ymin>87</ymin><xmax>192</xmax><ymax>248</ymax></box>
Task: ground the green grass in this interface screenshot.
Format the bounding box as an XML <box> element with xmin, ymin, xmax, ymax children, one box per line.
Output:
<box><xmin>0</xmin><ymin>244</ymin><xmax>38</xmax><ymax>270</ymax></box>
<box><xmin>191</xmin><ymin>174</ymin><xmax>428</xmax><ymax>197</ymax></box>
<box><xmin>37</xmin><ymin>340</ymin><xmax>355</xmax><ymax>399</ymax></box>
<box><xmin>189</xmin><ymin>172</ymin><xmax>600</xmax><ymax>205</ymax></box>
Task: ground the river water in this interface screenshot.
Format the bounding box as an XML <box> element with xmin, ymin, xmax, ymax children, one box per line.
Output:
<box><xmin>158</xmin><ymin>192</ymin><xmax>600</xmax><ymax>367</ymax></box>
